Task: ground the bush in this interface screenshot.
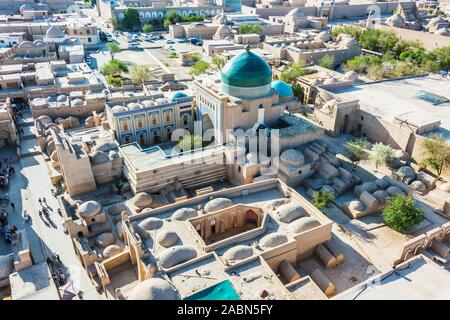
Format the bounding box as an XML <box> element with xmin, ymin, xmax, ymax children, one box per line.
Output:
<box><xmin>189</xmin><ymin>60</ymin><xmax>210</xmax><ymax>75</ymax></box>
<box><xmin>238</xmin><ymin>23</ymin><xmax>263</xmax><ymax>34</ymax></box>
<box><xmin>100</xmin><ymin>59</ymin><xmax>128</xmax><ymax>76</ymax></box>
<box><xmin>178</xmin><ymin>135</ymin><xmax>203</xmax><ymax>152</ymax></box>
<box><xmin>382</xmin><ymin>195</ymin><xmax>424</xmax><ymax>233</ymax></box>
<box><xmin>106</xmin><ymin>75</ymin><xmax>122</xmax><ymax>87</ymax></box>
<box><xmin>318</xmin><ymin>54</ymin><xmax>335</xmax><ymax>70</ymax></box>
<box><xmin>169</xmin><ymin>52</ymin><xmax>178</xmax><ymax>58</ymax></box>
<box><xmin>370</xmin><ymin>142</ymin><xmax>395</xmax><ymax>169</ymax></box>
<box><xmin>346</xmin><ymin>137</ymin><xmax>370</xmax><ymax>167</ymax></box>
<box><xmin>142</xmin><ymin>23</ymin><xmax>154</xmax><ymax>33</ymax></box>
<box><xmin>312</xmin><ymin>190</ymin><xmax>335</xmax><ymax>210</ymax></box>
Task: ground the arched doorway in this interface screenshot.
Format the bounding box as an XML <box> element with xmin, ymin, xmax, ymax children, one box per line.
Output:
<box><xmin>245</xmin><ymin>210</ymin><xmax>258</xmax><ymax>226</ymax></box>
<box><xmin>342</xmin><ymin>114</ymin><xmax>350</xmax><ymax>134</ymax></box>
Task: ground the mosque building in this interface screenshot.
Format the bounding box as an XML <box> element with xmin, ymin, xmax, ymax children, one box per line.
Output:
<box><xmin>192</xmin><ymin>44</ymin><xmax>302</xmax><ymax>147</ymax></box>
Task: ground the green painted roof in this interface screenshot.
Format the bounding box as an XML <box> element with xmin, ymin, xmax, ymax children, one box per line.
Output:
<box><xmin>221</xmin><ymin>49</ymin><xmax>272</xmax><ymax>88</ymax></box>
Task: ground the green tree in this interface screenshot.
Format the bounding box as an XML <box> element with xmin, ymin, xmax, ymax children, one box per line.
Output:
<box><xmin>142</xmin><ymin>23</ymin><xmax>154</xmax><ymax>33</ymax></box>
<box><xmin>184</xmin><ymin>15</ymin><xmax>204</xmax><ymax>22</ymax></box>
<box><xmin>129</xmin><ymin>64</ymin><xmax>151</xmax><ymax>86</ymax></box>
<box><xmin>346</xmin><ymin>137</ymin><xmax>370</xmax><ymax>168</ymax></box>
<box><xmin>107</xmin><ymin>42</ymin><xmax>120</xmax><ymax>58</ymax></box>
<box><xmin>169</xmin><ymin>52</ymin><xmax>178</xmax><ymax>58</ymax></box>
<box><xmin>212</xmin><ymin>54</ymin><xmax>227</xmax><ymax>71</ymax></box>
<box><xmin>238</xmin><ymin>23</ymin><xmax>263</xmax><ymax>34</ymax></box>
<box><xmin>318</xmin><ymin>54</ymin><xmax>335</xmax><ymax>70</ymax></box>
<box><xmin>178</xmin><ymin>135</ymin><xmax>203</xmax><ymax>152</ymax></box>
<box><xmin>189</xmin><ymin>60</ymin><xmax>210</xmax><ymax>75</ymax></box>
<box><xmin>106</xmin><ymin>75</ymin><xmax>122</xmax><ymax>87</ymax></box>
<box><xmin>312</xmin><ymin>190</ymin><xmax>335</xmax><ymax>211</ymax></box>
<box><xmin>370</xmin><ymin>142</ymin><xmax>395</xmax><ymax>170</ymax></box>
<box><xmin>280</xmin><ymin>61</ymin><xmax>308</xmax><ymax>84</ymax></box>
<box><xmin>382</xmin><ymin>195</ymin><xmax>424</xmax><ymax>233</ymax></box>
<box><xmin>122</xmin><ymin>8</ymin><xmax>141</xmax><ymax>31</ymax></box>
<box><xmin>163</xmin><ymin>10</ymin><xmax>183</xmax><ymax>28</ymax></box>
<box><xmin>420</xmin><ymin>134</ymin><xmax>450</xmax><ymax>177</ymax></box>
<box><xmin>100</xmin><ymin>59</ymin><xmax>128</xmax><ymax>76</ymax></box>
<box><xmin>291</xmin><ymin>83</ymin><xmax>304</xmax><ymax>101</ymax></box>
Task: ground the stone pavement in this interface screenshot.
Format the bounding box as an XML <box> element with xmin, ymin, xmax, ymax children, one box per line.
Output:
<box><xmin>1</xmin><ymin>111</ymin><xmax>102</xmax><ymax>299</ymax></box>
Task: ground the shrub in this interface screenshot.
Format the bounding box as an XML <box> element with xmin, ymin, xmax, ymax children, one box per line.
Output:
<box><xmin>312</xmin><ymin>190</ymin><xmax>335</xmax><ymax>210</ymax></box>
<box><xmin>189</xmin><ymin>60</ymin><xmax>210</xmax><ymax>75</ymax></box>
<box><xmin>370</xmin><ymin>142</ymin><xmax>395</xmax><ymax>169</ymax></box>
<box><xmin>238</xmin><ymin>23</ymin><xmax>263</xmax><ymax>34</ymax></box>
<box><xmin>382</xmin><ymin>195</ymin><xmax>424</xmax><ymax>233</ymax></box>
<box><xmin>318</xmin><ymin>54</ymin><xmax>335</xmax><ymax>70</ymax></box>
<box><xmin>142</xmin><ymin>23</ymin><xmax>154</xmax><ymax>33</ymax></box>
<box><xmin>106</xmin><ymin>75</ymin><xmax>122</xmax><ymax>87</ymax></box>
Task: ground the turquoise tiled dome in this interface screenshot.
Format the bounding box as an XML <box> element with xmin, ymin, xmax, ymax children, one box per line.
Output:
<box><xmin>170</xmin><ymin>91</ymin><xmax>188</xmax><ymax>101</ymax></box>
<box><xmin>271</xmin><ymin>80</ymin><xmax>293</xmax><ymax>97</ymax></box>
<box><xmin>221</xmin><ymin>48</ymin><xmax>272</xmax><ymax>88</ymax></box>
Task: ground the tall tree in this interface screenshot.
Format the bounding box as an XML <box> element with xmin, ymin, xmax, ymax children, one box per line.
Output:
<box><xmin>421</xmin><ymin>134</ymin><xmax>450</xmax><ymax>177</ymax></box>
<box><xmin>211</xmin><ymin>54</ymin><xmax>227</xmax><ymax>71</ymax></box>
<box><xmin>122</xmin><ymin>8</ymin><xmax>141</xmax><ymax>31</ymax></box>
<box><xmin>107</xmin><ymin>43</ymin><xmax>120</xmax><ymax>59</ymax></box>
<box><xmin>129</xmin><ymin>65</ymin><xmax>151</xmax><ymax>86</ymax></box>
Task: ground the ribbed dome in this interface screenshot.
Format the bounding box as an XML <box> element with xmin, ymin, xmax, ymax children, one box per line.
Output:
<box><xmin>221</xmin><ymin>48</ymin><xmax>272</xmax><ymax>96</ymax></box>
<box><xmin>271</xmin><ymin>80</ymin><xmax>293</xmax><ymax>97</ymax></box>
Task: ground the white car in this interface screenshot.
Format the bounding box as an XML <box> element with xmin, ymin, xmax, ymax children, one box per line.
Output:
<box><xmin>128</xmin><ymin>42</ymin><xmax>139</xmax><ymax>49</ymax></box>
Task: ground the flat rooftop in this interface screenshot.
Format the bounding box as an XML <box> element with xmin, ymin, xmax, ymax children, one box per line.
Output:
<box><xmin>120</xmin><ymin>143</ymin><xmax>228</xmax><ymax>172</ymax></box>
<box><xmin>9</xmin><ymin>262</ymin><xmax>59</xmax><ymax>300</ymax></box>
<box><xmin>334</xmin><ymin>254</ymin><xmax>450</xmax><ymax>300</ymax></box>
<box><xmin>329</xmin><ymin>75</ymin><xmax>450</xmax><ymax>138</ymax></box>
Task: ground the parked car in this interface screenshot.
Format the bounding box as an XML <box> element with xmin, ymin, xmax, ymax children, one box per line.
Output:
<box><xmin>106</xmin><ymin>33</ymin><xmax>113</xmax><ymax>41</ymax></box>
<box><xmin>189</xmin><ymin>38</ymin><xmax>203</xmax><ymax>46</ymax></box>
<box><xmin>166</xmin><ymin>39</ymin><xmax>175</xmax><ymax>44</ymax></box>
<box><xmin>128</xmin><ymin>42</ymin><xmax>139</xmax><ymax>49</ymax></box>
<box><xmin>85</xmin><ymin>57</ymin><xmax>92</xmax><ymax>65</ymax></box>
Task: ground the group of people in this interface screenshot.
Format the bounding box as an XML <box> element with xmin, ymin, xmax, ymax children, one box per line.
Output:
<box><xmin>0</xmin><ymin>209</ymin><xmax>17</xmax><ymax>243</ymax></box>
<box><xmin>0</xmin><ymin>159</ymin><xmax>15</xmax><ymax>177</ymax></box>
<box><xmin>38</xmin><ymin>197</ymin><xmax>51</xmax><ymax>222</ymax></box>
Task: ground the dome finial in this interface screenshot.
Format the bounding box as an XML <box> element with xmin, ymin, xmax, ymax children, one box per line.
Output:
<box><xmin>245</xmin><ymin>43</ymin><xmax>251</xmax><ymax>51</ymax></box>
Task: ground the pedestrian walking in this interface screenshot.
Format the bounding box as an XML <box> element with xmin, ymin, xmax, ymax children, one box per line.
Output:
<box><xmin>77</xmin><ymin>291</ymin><xmax>84</xmax><ymax>300</ymax></box>
<box><xmin>38</xmin><ymin>198</ymin><xmax>42</xmax><ymax>206</ymax></box>
<box><xmin>10</xmin><ymin>202</ymin><xmax>15</xmax><ymax>211</ymax></box>
<box><xmin>38</xmin><ymin>210</ymin><xmax>42</xmax><ymax>218</ymax></box>
<box><xmin>42</xmin><ymin>197</ymin><xmax>47</xmax><ymax>205</ymax></box>
<box><xmin>22</xmin><ymin>210</ymin><xmax>30</xmax><ymax>222</ymax></box>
